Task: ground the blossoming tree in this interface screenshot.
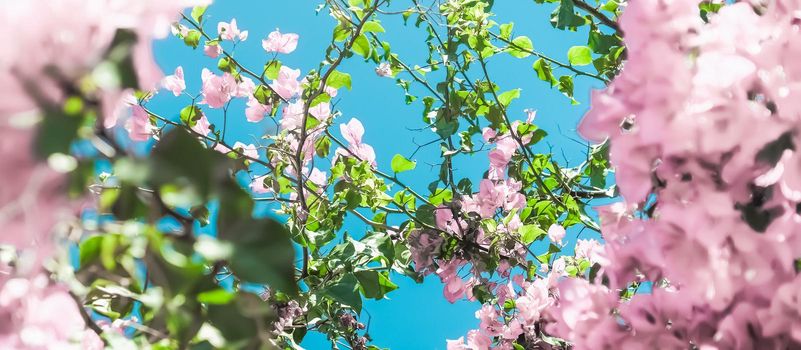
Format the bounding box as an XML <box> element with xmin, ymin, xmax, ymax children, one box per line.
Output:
<box><xmin>3</xmin><ymin>0</ymin><xmax>801</xmax><ymax>349</ymax></box>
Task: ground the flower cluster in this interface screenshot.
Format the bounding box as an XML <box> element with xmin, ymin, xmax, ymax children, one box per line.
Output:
<box><xmin>0</xmin><ymin>0</ymin><xmax>209</xmax><ymax>345</ymax></box>
<box><xmin>546</xmin><ymin>0</ymin><xmax>801</xmax><ymax>348</ymax></box>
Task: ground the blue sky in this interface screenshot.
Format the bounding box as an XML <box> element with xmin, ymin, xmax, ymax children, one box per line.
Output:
<box><xmin>150</xmin><ymin>1</ymin><xmax>602</xmax><ymax>348</ymax></box>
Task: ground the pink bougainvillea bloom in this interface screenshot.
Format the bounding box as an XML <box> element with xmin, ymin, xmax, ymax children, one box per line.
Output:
<box><xmin>516</xmin><ymin>278</ymin><xmax>552</xmax><ymax>326</ymax></box>
<box><xmin>126</xmin><ymin>105</ymin><xmax>152</xmax><ymax>141</ymax></box>
<box><xmin>340</xmin><ymin>118</ymin><xmax>365</xmax><ymax>145</ymax></box>
<box><xmin>245</xmin><ymin>98</ymin><xmax>271</xmax><ymax>123</ymax></box>
<box><xmin>309</xmin><ymin>102</ymin><xmax>331</xmax><ymax>122</ymax></box>
<box><xmin>308</xmin><ymin>167</ymin><xmax>327</xmax><ymax>188</ymax></box>
<box><xmin>270</xmin><ymin>66</ymin><xmax>301</xmax><ymax>100</ymax></box>
<box><xmin>375</xmin><ymin>62</ymin><xmax>392</xmax><ymax>77</ymax></box>
<box><xmin>161</xmin><ymin>66</ymin><xmax>185</xmax><ymax>96</ymax></box>
<box><xmin>280</xmin><ymin>101</ymin><xmax>304</xmax><ymax>131</ymax></box>
<box><xmin>233</xmin><ymin>142</ymin><xmax>259</xmax><ymax>159</ymax></box>
<box><xmin>200</xmin><ymin>68</ymin><xmax>237</xmax><ymax>109</ymax></box>
<box><xmin>0</xmin><ymin>276</ymin><xmax>103</xmax><ymax>349</ymax></box>
<box><xmin>336</xmin><ymin>118</ymin><xmax>377</xmax><ymax>167</ymax></box>
<box><xmin>574</xmin><ymin>239</ymin><xmax>604</xmax><ymax>264</ymax></box>
<box><xmin>213</xmin><ymin>143</ymin><xmax>231</xmax><ymax>154</ymax></box>
<box><xmin>547</xmin><ymin>223</ymin><xmax>566</xmax><ymax>245</ymax></box>
<box><xmin>445</xmin><ymin>337</ymin><xmax>467</xmax><ymax>350</ymax></box>
<box><xmin>236</xmin><ymin>77</ymin><xmax>256</xmax><ymax>98</ymax></box>
<box><xmin>217</xmin><ymin>19</ymin><xmax>248</xmax><ymax>41</ymax></box>
<box><xmin>249</xmin><ymin>175</ymin><xmax>271</xmax><ymax>194</ymax></box>
<box><xmin>262</xmin><ymin>29</ymin><xmax>299</xmax><ymax>54</ymax></box>
<box><xmin>204</xmin><ymin>43</ymin><xmax>222</xmax><ymax>58</ymax></box>
<box><xmin>191</xmin><ymin>114</ymin><xmax>211</xmax><ymax>137</ymax></box>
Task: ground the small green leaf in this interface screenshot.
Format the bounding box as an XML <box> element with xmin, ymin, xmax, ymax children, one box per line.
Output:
<box><xmin>79</xmin><ymin>235</ymin><xmax>104</xmax><ymax>268</ymax></box>
<box><xmin>183</xmin><ymin>30</ymin><xmax>201</xmax><ymax>49</ymax></box>
<box><xmin>355</xmin><ymin>270</ymin><xmax>398</xmax><ymax>299</ymax></box>
<box><xmin>507</xmin><ymin>36</ymin><xmax>533</xmax><ymax>58</ymax></box>
<box><xmin>179</xmin><ymin>105</ymin><xmax>203</xmax><ymax>127</ymax></box>
<box><xmin>197</xmin><ymin>289</ymin><xmax>236</xmax><ymax>305</ymax></box>
<box><xmin>190</xmin><ymin>6</ymin><xmax>208</xmax><ymax>23</ymax></box>
<box><xmin>327</xmin><ymin>70</ymin><xmax>352</xmax><ymax>90</ymax></box>
<box><xmin>362</xmin><ymin>21</ymin><xmax>385</xmax><ymax>33</ymax></box>
<box><xmin>352</xmin><ymin>34</ymin><xmax>371</xmax><ymax>58</ymax></box>
<box><xmin>499</xmin><ymin>22</ymin><xmax>514</xmax><ymax>40</ymax></box>
<box><xmin>391</xmin><ymin>154</ymin><xmax>416</xmax><ymax>173</ymax></box>
<box><xmin>567</xmin><ymin>46</ymin><xmax>592</xmax><ymax>66</ymax></box>
<box><xmin>253</xmin><ymin>85</ymin><xmax>273</xmax><ymax>105</ymax></box>
<box><xmin>498</xmin><ymin>89</ymin><xmax>521</xmax><ymax>107</ymax></box>
<box><xmin>322</xmin><ymin>274</ymin><xmax>362</xmax><ymax>313</ymax></box>
<box><xmin>264</xmin><ymin>61</ymin><xmax>282</xmax><ymax>80</ymax></box>
<box><xmin>520</xmin><ymin>224</ymin><xmax>546</xmax><ymax>244</ymax></box>
<box><xmin>333</xmin><ymin>24</ymin><xmax>351</xmax><ymax>42</ymax></box>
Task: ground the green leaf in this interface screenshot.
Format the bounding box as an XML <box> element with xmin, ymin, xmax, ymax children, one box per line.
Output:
<box><xmin>218</xmin><ymin>198</ymin><xmax>298</xmax><ymax>296</ymax></box>
<box><xmin>79</xmin><ymin>235</ymin><xmax>104</xmax><ymax>268</ymax></box>
<box><xmin>322</xmin><ymin>274</ymin><xmax>362</xmax><ymax>313</ymax></box>
<box><xmin>217</xmin><ymin>57</ymin><xmax>234</xmax><ymax>73</ymax></box>
<box><xmin>520</xmin><ymin>224</ymin><xmax>546</xmax><ymax>244</ymax></box>
<box><xmin>499</xmin><ymin>22</ymin><xmax>514</xmax><ymax>40</ymax></box>
<box><xmin>415</xmin><ymin>204</ymin><xmax>436</xmax><ymax>227</ymax></box>
<box><xmin>253</xmin><ymin>85</ymin><xmax>273</xmax><ymax>105</ymax></box>
<box><xmin>264</xmin><ymin>61</ymin><xmax>282</xmax><ymax>80</ymax></box>
<box><xmin>362</xmin><ymin>21</ymin><xmax>386</xmax><ymax>33</ymax></box>
<box><xmin>557</xmin><ymin>75</ymin><xmax>576</xmax><ymax>104</ymax></box>
<box><xmin>567</xmin><ymin>46</ymin><xmax>592</xmax><ymax>66</ymax></box>
<box><xmin>507</xmin><ymin>36</ymin><xmax>533</xmax><ymax>58</ymax></box>
<box><xmin>553</xmin><ymin>0</ymin><xmax>586</xmax><ymax>29</ymax></box>
<box><xmin>498</xmin><ymin>89</ymin><xmax>521</xmax><ymax>107</ymax></box>
<box><xmin>355</xmin><ymin>270</ymin><xmax>398</xmax><ymax>299</ymax></box>
<box><xmin>333</xmin><ymin>24</ymin><xmax>351</xmax><ymax>42</ymax></box>
<box><xmin>179</xmin><ymin>105</ymin><xmax>203</xmax><ymax>127</ymax></box>
<box><xmin>197</xmin><ymin>289</ymin><xmax>236</xmax><ymax>305</ymax></box>
<box><xmin>327</xmin><ymin>70</ymin><xmax>352</xmax><ymax>90</ymax></box>
<box><xmin>391</xmin><ymin>154</ymin><xmax>416</xmax><ymax>173</ymax></box>
<box><xmin>191</xmin><ymin>6</ymin><xmax>207</xmax><ymax>23</ymax></box>
<box><xmin>352</xmin><ymin>34</ymin><xmax>371</xmax><ymax>58</ymax></box>
<box><xmin>184</xmin><ymin>30</ymin><xmax>201</xmax><ymax>49</ymax></box>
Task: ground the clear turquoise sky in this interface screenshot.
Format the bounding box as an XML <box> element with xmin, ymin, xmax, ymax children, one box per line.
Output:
<box><xmin>150</xmin><ymin>1</ymin><xmax>601</xmax><ymax>348</ymax></box>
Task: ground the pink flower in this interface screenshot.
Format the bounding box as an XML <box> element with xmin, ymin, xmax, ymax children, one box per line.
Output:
<box><xmin>126</xmin><ymin>105</ymin><xmax>152</xmax><ymax>141</ymax></box>
<box><xmin>574</xmin><ymin>239</ymin><xmax>604</xmax><ymax>264</ymax></box>
<box><xmin>309</xmin><ymin>102</ymin><xmax>331</xmax><ymax>122</ymax></box>
<box><xmin>436</xmin><ymin>259</ymin><xmax>466</xmax><ymax>303</ymax></box>
<box><xmin>213</xmin><ymin>143</ymin><xmax>232</xmax><ymax>154</ymax></box>
<box><xmin>280</xmin><ymin>102</ymin><xmax>304</xmax><ymax>131</ymax></box>
<box><xmin>161</xmin><ymin>66</ymin><xmax>185</xmax><ymax>96</ymax></box>
<box><xmin>341</xmin><ymin>118</ymin><xmax>365</xmax><ymax>145</ymax></box>
<box><xmin>375</xmin><ymin>62</ymin><xmax>392</xmax><ymax>77</ymax></box>
<box><xmin>250</xmin><ymin>175</ymin><xmax>271</xmax><ymax>194</ymax></box>
<box><xmin>759</xmin><ymin>276</ymin><xmax>801</xmax><ymax>342</ymax></box>
<box><xmin>191</xmin><ymin>114</ymin><xmax>212</xmax><ymax>137</ymax></box>
<box><xmin>262</xmin><ymin>29</ymin><xmax>299</xmax><ymax>54</ymax></box>
<box><xmin>245</xmin><ymin>98</ymin><xmax>271</xmax><ymax>123</ymax></box>
<box><xmin>338</xmin><ymin>118</ymin><xmax>377</xmax><ymax>167</ymax></box>
<box><xmin>200</xmin><ymin>69</ymin><xmax>237</xmax><ymax>108</ymax></box>
<box><xmin>217</xmin><ymin>19</ymin><xmax>248</xmax><ymax>41</ymax></box>
<box><xmin>548</xmin><ymin>223</ymin><xmax>566</xmax><ymax>245</ymax></box>
<box><xmin>516</xmin><ymin>278</ymin><xmax>552</xmax><ymax>326</ymax></box>
<box><xmin>308</xmin><ymin>168</ymin><xmax>327</xmax><ymax>188</ymax></box>
<box><xmin>270</xmin><ymin>66</ymin><xmax>301</xmax><ymax>100</ymax></box>
<box><xmin>466</xmin><ymin>330</ymin><xmax>491</xmax><ymax>349</ymax></box>
<box><xmin>446</xmin><ymin>337</ymin><xmax>468</xmax><ymax>350</ymax></box>
<box><xmin>204</xmin><ymin>43</ymin><xmax>222</xmax><ymax>58</ymax></box>
<box><xmin>233</xmin><ymin>142</ymin><xmax>259</xmax><ymax>159</ymax></box>
<box><xmin>236</xmin><ymin>77</ymin><xmax>256</xmax><ymax>98</ymax></box>
<box><xmin>476</xmin><ymin>304</ymin><xmax>503</xmax><ymax>336</ymax></box>
<box><xmin>0</xmin><ymin>276</ymin><xmax>103</xmax><ymax>349</ymax></box>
